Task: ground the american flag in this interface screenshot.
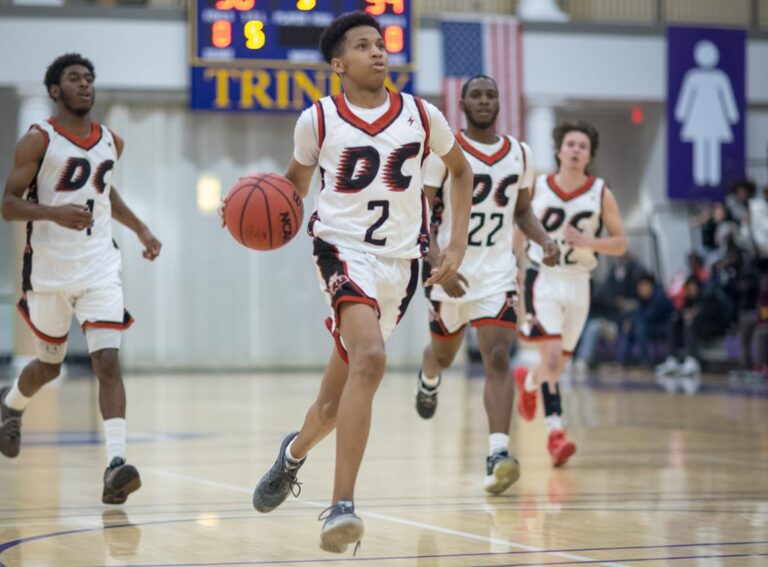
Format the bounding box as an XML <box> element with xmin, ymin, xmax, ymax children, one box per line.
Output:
<box><xmin>440</xmin><ymin>17</ymin><xmax>524</xmax><ymax>138</ymax></box>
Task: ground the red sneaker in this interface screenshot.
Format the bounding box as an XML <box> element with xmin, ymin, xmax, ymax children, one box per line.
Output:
<box><xmin>514</xmin><ymin>367</ymin><xmax>536</xmax><ymax>421</ymax></box>
<box><xmin>548</xmin><ymin>430</ymin><xmax>576</xmax><ymax>468</ymax></box>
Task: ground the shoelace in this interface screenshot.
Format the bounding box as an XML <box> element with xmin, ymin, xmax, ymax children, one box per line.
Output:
<box><xmin>2</xmin><ymin>416</ymin><xmax>20</xmax><ymax>441</ymax></box>
<box><xmin>271</xmin><ymin>466</ymin><xmax>302</xmax><ymax>498</ymax></box>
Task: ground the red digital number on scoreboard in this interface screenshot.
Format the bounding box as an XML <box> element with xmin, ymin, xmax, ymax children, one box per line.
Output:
<box><xmin>364</xmin><ymin>0</ymin><xmax>404</xmax><ymax>16</ymax></box>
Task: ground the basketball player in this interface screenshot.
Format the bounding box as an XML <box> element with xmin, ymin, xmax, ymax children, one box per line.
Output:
<box><xmin>414</xmin><ymin>75</ymin><xmax>559</xmax><ymax>495</ymax></box>
<box><xmin>516</xmin><ymin>121</ymin><xmax>626</xmax><ymax>466</ymax></box>
<box><xmin>251</xmin><ymin>12</ymin><xmax>472</xmax><ymax>553</ymax></box>
<box><xmin>0</xmin><ymin>53</ymin><xmax>161</xmax><ymax>504</ymax></box>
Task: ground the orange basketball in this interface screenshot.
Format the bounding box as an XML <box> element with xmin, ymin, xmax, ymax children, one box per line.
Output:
<box><xmin>222</xmin><ymin>173</ymin><xmax>304</xmax><ymax>250</ymax></box>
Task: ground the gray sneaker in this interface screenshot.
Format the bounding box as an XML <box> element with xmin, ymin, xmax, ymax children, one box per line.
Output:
<box><xmin>253</xmin><ymin>431</ymin><xmax>305</xmax><ymax>513</ymax></box>
<box><xmin>318</xmin><ymin>500</ymin><xmax>364</xmax><ymax>554</ymax></box>
<box><xmin>415</xmin><ymin>371</ymin><xmax>440</xmax><ymax>419</ymax></box>
<box><xmin>483</xmin><ymin>450</ymin><xmax>520</xmax><ymax>495</ymax></box>
<box><xmin>0</xmin><ymin>386</ymin><xmax>23</xmax><ymax>459</ymax></box>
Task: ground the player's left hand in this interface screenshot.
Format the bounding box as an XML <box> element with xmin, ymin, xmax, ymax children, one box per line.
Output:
<box><xmin>542</xmin><ymin>239</ymin><xmax>561</xmax><ymax>267</ymax></box>
<box><xmin>138</xmin><ymin>227</ymin><xmax>162</xmax><ymax>261</ymax></box>
<box><xmin>564</xmin><ymin>225</ymin><xmax>589</xmax><ymax>248</ymax></box>
<box><xmin>424</xmin><ymin>242</ymin><xmax>466</xmax><ymax>287</ymax></box>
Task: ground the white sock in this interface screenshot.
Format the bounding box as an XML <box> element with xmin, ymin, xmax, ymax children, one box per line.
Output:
<box><xmin>285</xmin><ymin>438</ymin><xmax>302</xmax><ymax>464</ymax></box>
<box><xmin>524</xmin><ymin>369</ymin><xmax>537</xmax><ymax>393</ymax></box>
<box><xmin>545</xmin><ymin>415</ymin><xmax>563</xmax><ymax>433</ymax></box>
<box><xmin>4</xmin><ymin>380</ymin><xmax>30</xmax><ymax>412</ymax></box>
<box><xmin>420</xmin><ymin>371</ymin><xmax>440</xmax><ymax>388</ymax></box>
<box><xmin>103</xmin><ymin>418</ymin><xmax>127</xmax><ymax>465</ymax></box>
<box><xmin>488</xmin><ymin>433</ymin><xmax>509</xmax><ymax>455</ymax></box>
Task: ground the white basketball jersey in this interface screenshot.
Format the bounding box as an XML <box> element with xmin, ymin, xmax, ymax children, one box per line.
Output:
<box><xmin>427</xmin><ymin>132</ymin><xmax>531</xmax><ymax>302</ymax></box>
<box><xmin>23</xmin><ymin>119</ymin><xmax>122</xmax><ymax>292</ymax></box>
<box><xmin>527</xmin><ymin>174</ymin><xmax>605</xmax><ymax>273</ymax></box>
<box><xmin>307</xmin><ymin>91</ymin><xmax>432</xmax><ymax>259</ymax></box>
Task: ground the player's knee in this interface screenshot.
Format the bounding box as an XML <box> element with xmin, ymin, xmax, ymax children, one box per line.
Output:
<box><xmin>433</xmin><ymin>348</ymin><xmax>456</xmax><ymax>369</ymax></box>
<box><xmin>543</xmin><ymin>349</ymin><xmax>561</xmax><ymax>375</ymax></box>
<box><xmin>350</xmin><ymin>343</ymin><xmax>386</xmax><ymax>380</ymax></box>
<box><xmin>484</xmin><ymin>343</ymin><xmax>510</xmax><ymax>375</ymax></box>
<box><xmin>91</xmin><ymin>349</ymin><xmax>121</xmax><ymax>382</ymax></box>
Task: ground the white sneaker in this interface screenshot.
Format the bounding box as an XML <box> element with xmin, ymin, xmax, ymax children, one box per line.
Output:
<box><xmin>680</xmin><ymin>356</ymin><xmax>701</xmax><ymax>377</ymax></box>
<box><xmin>655</xmin><ymin>356</ymin><xmax>680</xmax><ymax>377</ymax></box>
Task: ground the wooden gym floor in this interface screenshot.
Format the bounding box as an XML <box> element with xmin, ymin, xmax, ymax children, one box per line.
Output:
<box><xmin>0</xmin><ymin>369</ymin><xmax>767</xmax><ymax>566</ymax></box>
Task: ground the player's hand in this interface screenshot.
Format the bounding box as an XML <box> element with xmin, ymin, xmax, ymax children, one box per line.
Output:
<box><xmin>137</xmin><ymin>226</ymin><xmax>162</xmax><ymax>261</ymax></box>
<box><xmin>442</xmin><ymin>273</ymin><xmax>469</xmax><ymax>298</ymax></box>
<box><xmin>51</xmin><ymin>204</ymin><xmax>93</xmax><ymax>231</ymax></box>
<box><xmin>542</xmin><ymin>239</ymin><xmax>561</xmax><ymax>267</ymax></box>
<box><xmin>424</xmin><ymin>242</ymin><xmax>466</xmax><ymax>287</ymax></box>
<box><xmin>564</xmin><ymin>225</ymin><xmax>589</xmax><ymax>248</ymax></box>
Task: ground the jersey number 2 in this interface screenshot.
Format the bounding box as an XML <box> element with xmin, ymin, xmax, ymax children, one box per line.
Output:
<box><xmin>364</xmin><ymin>200</ymin><xmax>389</xmax><ymax>246</ymax></box>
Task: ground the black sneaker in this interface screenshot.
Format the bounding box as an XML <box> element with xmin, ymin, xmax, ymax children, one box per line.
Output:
<box><xmin>318</xmin><ymin>500</ymin><xmax>364</xmax><ymax>554</ymax></box>
<box><xmin>415</xmin><ymin>371</ymin><xmax>440</xmax><ymax>419</ymax></box>
<box><xmin>0</xmin><ymin>386</ymin><xmax>23</xmax><ymax>459</ymax></box>
<box><xmin>484</xmin><ymin>450</ymin><xmax>520</xmax><ymax>495</ymax></box>
<box><xmin>253</xmin><ymin>431</ymin><xmax>305</xmax><ymax>513</ymax></box>
<box><xmin>103</xmin><ymin>457</ymin><xmax>142</xmax><ymax>505</ymax></box>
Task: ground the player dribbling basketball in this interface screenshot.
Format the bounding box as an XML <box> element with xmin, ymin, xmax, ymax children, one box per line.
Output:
<box><xmin>250</xmin><ymin>12</ymin><xmax>473</xmax><ymax>554</ymax></box>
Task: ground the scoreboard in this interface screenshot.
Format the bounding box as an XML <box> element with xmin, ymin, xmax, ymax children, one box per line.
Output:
<box><xmin>190</xmin><ymin>0</ymin><xmax>414</xmax><ymax>111</ymax></box>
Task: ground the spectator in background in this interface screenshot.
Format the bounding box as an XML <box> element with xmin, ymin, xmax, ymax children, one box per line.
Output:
<box><xmin>573</xmin><ymin>254</ymin><xmax>646</xmax><ymax>371</ymax></box>
<box><xmin>738</xmin><ymin>273</ymin><xmax>768</xmax><ymax>378</ymax></box>
<box><xmin>690</xmin><ymin>201</ymin><xmax>732</xmax><ymax>254</ymax></box>
<box><xmin>749</xmin><ymin>185</ymin><xmax>768</xmax><ymax>269</ymax></box>
<box><xmin>667</xmin><ymin>252</ymin><xmax>710</xmax><ymax>310</ymax></box>
<box><xmin>656</xmin><ymin>275</ymin><xmax>731</xmax><ymax>378</ymax></box>
<box><xmin>725</xmin><ymin>179</ymin><xmax>757</xmax><ymax>226</ymax></box>
<box><xmin>616</xmin><ymin>273</ymin><xmax>675</xmax><ymax>366</ymax></box>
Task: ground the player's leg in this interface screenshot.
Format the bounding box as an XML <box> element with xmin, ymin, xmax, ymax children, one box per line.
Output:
<box><xmin>77</xmin><ymin>284</ymin><xmax>140</xmax><ymax>504</ymax></box>
<box><xmin>317</xmin><ymin>302</ymin><xmax>384</xmax><ymax>553</ymax></box>
<box><xmin>476</xmin><ymin>322</ymin><xmax>520</xmax><ymax>494</ymax></box>
<box><xmin>1</xmin><ymin>294</ymin><xmax>70</xmax><ymax>458</ymax></box>
<box><xmin>516</xmin><ymin>269</ymin><xmax>561</xmax><ymax>421</ymax></box>
<box><xmin>416</xmin><ymin>301</ymin><xmax>465</xmax><ymax>419</ymax></box>
<box><xmin>252</xmin><ymin>347</ymin><xmax>348</xmax><ymax>513</ymax></box>
<box><xmin>545</xmin><ymin>279</ymin><xmax>590</xmax><ymax>467</ymax></box>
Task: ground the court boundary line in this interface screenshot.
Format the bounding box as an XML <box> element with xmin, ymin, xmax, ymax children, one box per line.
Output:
<box><xmin>142</xmin><ymin>467</ymin><xmax>626</xmax><ymax>567</ymax></box>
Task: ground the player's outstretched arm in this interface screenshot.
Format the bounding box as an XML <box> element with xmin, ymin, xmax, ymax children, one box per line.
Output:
<box><xmin>1</xmin><ymin>130</ymin><xmax>93</xmax><ymax>231</ymax></box>
<box><xmin>425</xmin><ymin>142</ymin><xmax>472</xmax><ymax>287</ymax></box>
<box><xmin>110</xmin><ymin>188</ymin><xmax>162</xmax><ymax>261</ymax></box>
<box><xmin>563</xmin><ymin>188</ymin><xmax>626</xmax><ymax>256</ymax></box>
<box><xmin>284</xmin><ymin>158</ymin><xmax>316</xmax><ymax>200</ymax></box>
<box><xmin>514</xmin><ymin>186</ymin><xmax>560</xmax><ymax>266</ymax></box>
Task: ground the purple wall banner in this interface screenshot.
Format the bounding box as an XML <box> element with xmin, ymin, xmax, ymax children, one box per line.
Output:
<box><xmin>667</xmin><ymin>26</ymin><xmax>745</xmax><ymax>201</ymax></box>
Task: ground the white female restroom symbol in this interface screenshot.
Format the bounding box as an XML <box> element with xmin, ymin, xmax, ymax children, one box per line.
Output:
<box><xmin>674</xmin><ymin>40</ymin><xmax>740</xmax><ymax>186</ymax></box>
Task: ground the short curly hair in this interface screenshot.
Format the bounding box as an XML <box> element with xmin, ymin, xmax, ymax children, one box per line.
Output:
<box><xmin>319</xmin><ymin>12</ymin><xmax>382</xmax><ymax>64</ymax></box>
<box><xmin>44</xmin><ymin>53</ymin><xmax>95</xmax><ymax>100</ymax></box>
<box><xmin>552</xmin><ymin>120</ymin><xmax>599</xmax><ymax>167</ymax></box>
<box><xmin>460</xmin><ymin>75</ymin><xmax>498</xmax><ymax>99</ymax></box>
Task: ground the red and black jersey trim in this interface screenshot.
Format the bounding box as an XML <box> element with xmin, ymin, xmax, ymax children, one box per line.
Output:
<box><xmin>48</xmin><ymin>118</ymin><xmax>103</xmax><ymax>151</ymax></box>
<box><xmin>413</xmin><ymin>96</ymin><xmax>431</xmax><ymax>164</ymax></box>
<box><xmin>471</xmin><ymin>291</ymin><xmax>518</xmax><ymax>329</ymax></box>
<box><xmin>29</xmin><ymin>124</ymin><xmax>50</xmax><ymax>151</ymax></box>
<box><xmin>520</xmin><ymin>268</ymin><xmax>560</xmax><ymax>341</ymax></box>
<box><xmin>396</xmin><ymin>259</ymin><xmax>420</xmax><ymax>324</ymax></box>
<box><xmin>428</xmin><ymin>299</ymin><xmax>466</xmax><ymax>339</ymax></box>
<box><xmin>331</xmin><ymin>89</ymin><xmax>403</xmax><ymax>137</ymax></box>
<box><xmin>22</xmin><ymin>182</ymin><xmax>40</xmax><ymax>292</ymax></box>
<box><xmin>314</xmin><ymin>100</ymin><xmax>326</xmax><ymax>149</ymax></box>
<box><xmin>456</xmin><ymin>132</ymin><xmax>512</xmax><ymax>166</ymax></box>
<box><xmin>16</xmin><ymin>297</ymin><xmax>68</xmax><ymax>344</ymax></box>
<box><xmin>82</xmin><ymin>310</ymin><xmax>135</xmax><ymax>331</ymax></box>
<box><xmin>546</xmin><ymin>174</ymin><xmax>596</xmax><ymax>201</ymax></box>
